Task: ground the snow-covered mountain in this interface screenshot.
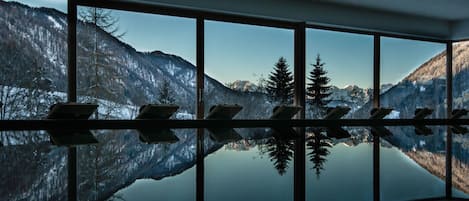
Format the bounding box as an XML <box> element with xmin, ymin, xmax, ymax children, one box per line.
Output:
<box><xmin>327</xmin><ymin>85</ymin><xmax>371</xmax><ymax>112</ymax></box>
<box><xmin>226</xmin><ymin>80</ymin><xmax>259</xmax><ymax>92</ymax></box>
<box><xmin>0</xmin><ymin>1</ymin><xmax>273</xmax><ymax>120</ymax></box>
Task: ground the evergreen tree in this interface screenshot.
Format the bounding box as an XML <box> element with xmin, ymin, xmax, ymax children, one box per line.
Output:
<box><xmin>307</xmin><ymin>54</ymin><xmax>331</xmax><ymax>118</ymax></box>
<box><xmin>158</xmin><ymin>79</ymin><xmax>175</xmax><ymax>104</ymax></box>
<box><xmin>266</xmin><ymin>57</ymin><xmax>294</xmax><ymax>104</ymax></box>
<box><xmin>307</xmin><ymin>131</ymin><xmax>332</xmax><ymax>178</ymax></box>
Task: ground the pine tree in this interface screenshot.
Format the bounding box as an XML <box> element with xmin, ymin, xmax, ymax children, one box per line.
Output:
<box><xmin>307</xmin><ymin>54</ymin><xmax>331</xmax><ymax>118</ymax></box>
<box><xmin>266</xmin><ymin>57</ymin><xmax>294</xmax><ymax>104</ymax></box>
<box><xmin>158</xmin><ymin>79</ymin><xmax>175</xmax><ymax>104</ymax></box>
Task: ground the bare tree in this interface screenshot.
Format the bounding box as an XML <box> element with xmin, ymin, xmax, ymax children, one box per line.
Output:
<box><xmin>78</xmin><ymin>7</ymin><xmax>125</xmax><ymax>119</ymax></box>
<box><xmin>77</xmin><ymin>8</ymin><xmax>127</xmax><ymax>200</ymax></box>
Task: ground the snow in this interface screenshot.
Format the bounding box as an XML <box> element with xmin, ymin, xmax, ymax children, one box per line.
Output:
<box><xmin>175</xmin><ymin>111</ymin><xmax>195</xmax><ymax>120</ymax></box>
<box><xmin>419</xmin><ymin>140</ymin><xmax>426</xmax><ymax>147</ymax></box>
<box><xmin>166</xmin><ymin>62</ymin><xmax>176</xmax><ymax>76</ymax></box>
<box><xmin>384</xmin><ymin>110</ymin><xmax>400</xmax><ymax>119</ymax></box>
<box><xmin>419</xmin><ymin>86</ymin><xmax>426</xmax><ymax>92</ymax></box>
<box><xmin>47</xmin><ymin>16</ymin><xmax>62</xmax><ymax>30</ymax></box>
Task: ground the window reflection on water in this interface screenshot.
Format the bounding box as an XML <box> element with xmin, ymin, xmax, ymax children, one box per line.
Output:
<box><xmin>1</xmin><ymin>126</ymin><xmax>468</xmax><ymax>201</ymax></box>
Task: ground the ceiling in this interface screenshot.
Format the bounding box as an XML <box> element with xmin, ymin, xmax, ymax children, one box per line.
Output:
<box><xmin>92</xmin><ymin>0</ymin><xmax>469</xmax><ymax>41</ymax></box>
<box><xmin>318</xmin><ymin>0</ymin><xmax>469</xmax><ymax>21</ymax></box>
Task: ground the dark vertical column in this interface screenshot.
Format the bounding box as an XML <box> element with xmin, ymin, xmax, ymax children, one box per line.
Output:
<box><xmin>196</xmin><ymin>17</ymin><xmax>205</xmax><ymax>201</ymax></box>
<box><xmin>68</xmin><ymin>147</ymin><xmax>77</xmax><ymax>201</ymax></box>
<box><xmin>293</xmin><ymin>22</ymin><xmax>306</xmax><ymax>201</ymax></box>
<box><xmin>67</xmin><ymin>1</ymin><xmax>78</xmax><ymax>201</ymax></box>
<box><xmin>68</xmin><ymin>0</ymin><xmax>77</xmax><ymax>103</ymax></box>
<box><xmin>373</xmin><ymin>36</ymin><xmax>380</xmax><ymax>108</ymax></box>
<box><xmin>373</xmin><ymin>35</ymin><xmax>380</xmax><ymax>201</ymax></box>
<box><xmin>445</xmin><ymin>41</ymin><xmax>453</xmax><ymax>199</ymax></box>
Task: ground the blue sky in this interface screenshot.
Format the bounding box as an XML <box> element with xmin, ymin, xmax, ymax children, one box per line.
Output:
<box><xmin>10</xmin><ymin>0</ymin><xmax>446</xmax><ymax>88</ymax></box>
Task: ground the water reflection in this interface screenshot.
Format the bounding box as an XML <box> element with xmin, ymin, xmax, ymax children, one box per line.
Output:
<box><xmin>76</xmin><ymin>129</ymin><xmax>196</xmax><ymax>201</ymax></box>
<box><xmin>306</xmin><ymin>130</ymin><xmax>332</xmax><ymax>178</ymax></box>
<box><xmin>263</xmin><ymin>130</ymin><xmax>295</xmax><ymax>175</ymax></box>
<box><xmin>2</xmin><ymin>126</ymin><xmax>469</xmax><ymax>201</ymax></box>
<box><xmin>0</xmin><ymin>131</ymin><xmax>67</xmax><ymax>201</ymax></box>
<box><xmin>205</xmin><ymin>128</ymin><xmax>294</xmax><ymax>201</ymax></box>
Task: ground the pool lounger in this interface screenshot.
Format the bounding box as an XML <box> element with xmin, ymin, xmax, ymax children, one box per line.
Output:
<box><xmin>206</xmin><ymin>104</ymin><xmax>243</xmax><ymax>143</ymax></box>
<box><xmin>46</xmin><ymin>103</ymin><xmax>98</xmax><ymax>146</ymax></box>
<box><xmin>136</xmin><ymin>104</ymin><xmax>180</xmax><ymax>144</ymax></box>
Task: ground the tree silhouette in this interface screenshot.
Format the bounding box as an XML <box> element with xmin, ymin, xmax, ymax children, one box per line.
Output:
<box><xmin>158</xmin><ymin>79</ymin><xmax>175</xmax><ymax>104</ymax></box>
<box><xmin>265</xmin><ymin>131</ymin><xmax>295</xmax><ymax>175</ymax></box>
<box><xmin>307</xmin><ymin>130</ymin><xmax>332</xmax><ymax>178</ymax></box>
<box><xmin>266</xmin><ymin>57</ymin><xmax>294</xmax><ymax>104</ymax></box>
<box><xmin>307</xmin><ymin>54</ymin><xmax>331</xmax><ymax>118</ymax></box>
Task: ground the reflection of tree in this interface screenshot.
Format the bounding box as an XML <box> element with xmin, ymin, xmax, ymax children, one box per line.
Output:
<box><xmin>265</xmin><ymin>131</ymin><xmax>295</xmax><ymax>175</ymax></box>
<box><xmin>78</xmin><ymin>130</ymin><xmax>125</xmax><ymax>201</ymax></box>
<box><xmin>307</xmin><ymin>130</ymin><xmax>332</xmax><ymax>178</ymax></box>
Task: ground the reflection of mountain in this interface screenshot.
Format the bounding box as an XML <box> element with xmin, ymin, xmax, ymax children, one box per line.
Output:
<box><xmin>0</xmin><ymin>130</ymin><xmax>200</xmax><ymax>201</ymax></box>
<box><xmin>0</xmin><ymin>142</ymin><xmax>68</xmax><ymax>201</ymax></box>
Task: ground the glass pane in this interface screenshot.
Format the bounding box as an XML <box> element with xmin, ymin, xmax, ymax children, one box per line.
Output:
<box><xmin>77</xmin><ymin>129</ymin><xmax>197</xmax><ymax>201</ymax></box>
<box><xmin>381</xmin><ymin>37</ymin><xmax>446</xmax><ymax>118</ymax></box>
<box><xmin>204</xmin><ymin>21</ymin><xmax>294</xmax><ymax>119</ymax></box>
<box><xmin>452</xmin><ymin>41</ymin><xmax>469</xmax><ymax>198</ymax></box>
<box><xmin>0</xmin><ymin>131</ymin><xmax>68</xmax><ymax>201</ymax></box>
<box><xmin>380</xmin><ymin>37</ymin><xmax>446</xmax><ymax>200</ymax></box>
<box><xmin>306</xmin><ymin>29</ymin><xmax>373</xmax><ymax>119</ymax></box>
<box><xmin>1</xmin><ymin>1</ymin><xmax>66</xmax><ymax>120</ymax></box>
<box><xmin>205</xmin><ymin>128</ymin><xmax>294</xmax><ymax>201</ymax></box>
<box><xmin>305</xmin><ymin>127</ymin><xmax>373</xmax><ymax>200</ymax></box>
<box><xmin>76</xmin><ymin>7</ymin><xmax>196</xmax><ymax>119</ymax></box>
<box><xmin>4</xmin><ymin>0</ymin><xmax>67</xmax><ymax>12</ymax></box>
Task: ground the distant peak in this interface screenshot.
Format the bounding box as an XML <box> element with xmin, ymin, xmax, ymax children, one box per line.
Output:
<box><xmin>150</xmin><ymin>50</ymin><xmax>166</xmax><ymax>55</ymax></box>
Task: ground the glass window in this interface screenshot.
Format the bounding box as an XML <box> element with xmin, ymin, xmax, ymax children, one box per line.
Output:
<box><xmin>1</xmin><ymin>1</ymin><xmax>66</xmax><ymax>120</ymax></box>
<box><xmin>381</xmin><ymin>37</ymin><xmax>446</xmax><ymax>118</ymax></box>
<box><xmin>380</xmin><ymin>37</ymin><xmax>446</xmax><ymax>200</ymax></box>
<box><xmin>76</xmin><ymin>7</ymin><xmax>196</xmax><ymax>120</ymax></box>
<box><xmin>306</xmin><ymin>29</ymin><xmax>373</xmax><ymax>119</ymax></box>
<box><xmin>305</xmin><ymin>29</ymin><xmax>373</xmax><ymax>200</ymax></box>
<box><xmin>452</xmin><ymin>41</ymin><xmax>469</xmax><ymax>199</ymax></box>
<box><xmin>204</xmin><ymin>21</ymin><xmax>294</xmax><ymax>119</ymax></box>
